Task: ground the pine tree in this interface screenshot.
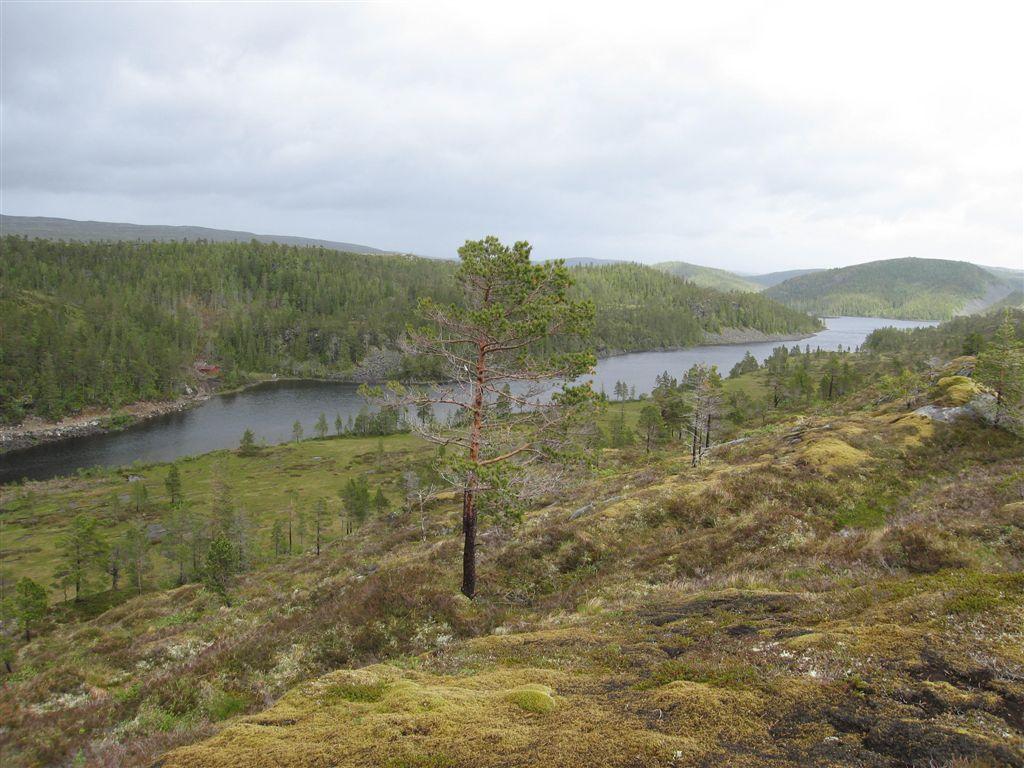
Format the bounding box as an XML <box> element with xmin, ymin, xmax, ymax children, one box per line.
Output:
<box><xmin>374</xmin><ymin>487</ymin><xmax>389</xmax><ymax>515</ymax></box>
<box><xmin>341</xmin><ymin>477</ymin><xmax>371</xmax><ymax>524</ymax></box>
<box><xmin>162</xmin><ymin>504</ymin><xmax>195</xmax><ymax>585</ymax></box>
<box><xmin>313</xmin><ymin>498</ymin><xmax>326</xmax><ymax>556</ymax></box>
<box><xmin>130</xmin><ymin>480</ymin><xmax>149</xmax><ymax>514</ymax></box>
<box><xmin>975</xmin><ymin>312</ymin><xmax>1024</xmax><ymax>428</ymax></box>
<box><xmin>271</xmin><ymin>519</ymin><xmax>286</xmax><ymax>557</ymax></box>
<box><xmin>238</xmin><ymin>428</ymin><xmax>258</xmax><ymax>456</ymax></box>
<box><xmin>55</xmin><ymin>514</ymin><xmax>107</xmax><ymax>601</ymax></box>
<box><xmin>122</xmin><ymin>519</ymin><xmax>150</xmax><ymax>595</ymax></box>
<box><xmin>203</xmin><ymin>533</ymin><xmax>238</xmax><ymax>606</ymax></box>
<box><xmin>365</xmin><ymin>237</ymin><xmax>596</xmax><ymax>598</ymax></box>
<box><xmin>13</xmin><ymin>578</ymin><xmax>47</xmax><ymax>641</ymax></box>
<box><xmin>105</xmin><ymin>543</ymin><xmax>122</xmax><ymax>591</ymax></box>
<box><xmin>164</xmin><ymin>464</ymin><xmax>184</xmax><ymax>507</ymax></box>
<box><xmin>638</xmin><ymin>405</ymin><xmax>663</xmax><ymax>452</ymax></box>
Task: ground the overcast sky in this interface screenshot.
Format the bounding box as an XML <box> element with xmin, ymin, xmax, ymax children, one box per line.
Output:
<box><xmin>2</xmin><ymin>2</ymin><xmax>1021</xmax><ymax>270</ymax></box>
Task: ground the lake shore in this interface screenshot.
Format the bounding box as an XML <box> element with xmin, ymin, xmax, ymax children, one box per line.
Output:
<box><xmin>0</xmin><ymin>327</ymin><xmax>816</xmax><ymax>456</ymax></box>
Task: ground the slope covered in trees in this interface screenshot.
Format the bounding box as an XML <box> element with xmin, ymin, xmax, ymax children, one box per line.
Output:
<box><xmin>652</xmin><ymin>261</ymin><xmax>762</xmax><ymax>292</ymax></box>
<box><xmin>0</xmin><ymin>237</ymin><xmax>820</xmax><ymax>423</ymax></box>
<box><xmin>764</xmin><ymin>257</ymin><xmax>1015</xmax><ymax>320</ymax></box>
<box><xmin>570</xmin><ymin>262</ymin><xmax>820</xmax><ymax>355</ymax></box>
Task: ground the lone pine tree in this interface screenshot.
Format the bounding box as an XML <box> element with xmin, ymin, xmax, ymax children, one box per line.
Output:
<box><xmin>366</xmin><ymin>236</ymin><xmax>596</xmax><ymax>598</ymax></box>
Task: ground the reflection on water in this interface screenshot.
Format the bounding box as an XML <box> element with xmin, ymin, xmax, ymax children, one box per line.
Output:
<box><xmin>0</xmin><ymin>316</ymin><xmax>935</xmax><ymax>483</ymax></box>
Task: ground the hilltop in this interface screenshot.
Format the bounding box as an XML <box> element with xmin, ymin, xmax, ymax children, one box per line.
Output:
<box><xmin>1</xmin><ymin>312</ymin><xmax>1022</xmax><ymax>767</ymax></box>
<box><xmin>764</xmin><ymin>257</ymin><xmax>1017</xmax><ymax>321</ymax></box>
<box><xmin>653</xmin><ymin>261</ymin><xmax>763</xmax><ymax>292</ymax></box>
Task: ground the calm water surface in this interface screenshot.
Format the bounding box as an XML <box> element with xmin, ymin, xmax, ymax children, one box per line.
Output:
<box><xmin>1</xmin><ymin>316</ymin><xmax>934</xmax><ymax>484</ymax></box>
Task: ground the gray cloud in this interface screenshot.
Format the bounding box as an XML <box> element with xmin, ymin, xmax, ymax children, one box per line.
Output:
<box><xmin>2</xmin><ymin>2</ymin><xmax>1021</xmax><ymax>270</ymax></box>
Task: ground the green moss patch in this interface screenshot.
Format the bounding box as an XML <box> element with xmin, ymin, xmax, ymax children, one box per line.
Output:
<box><xmin>934</xmin><ymin>375</ymin><xmax>983</xmax><ymax>406</ymax></box>
<box><xmin>321</xmin><ymin>681</ymin><xmax>389</xmax><ymax>704</ymax></box>
<box><xmin>505</xmin><ymin>684</ymin><xmax>555</xmax><ymax>714</ymax></box>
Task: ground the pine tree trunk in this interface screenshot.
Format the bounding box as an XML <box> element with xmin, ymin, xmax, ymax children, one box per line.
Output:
<box><xmin>462</xmin><ymin>340</ymin><xmax>486</xmax><ymax>599</ymax></box>
<box><xmin>691</xmin><ymin>411</ymin><xmax>700</xmax><ymax>466</ymax></box>
<box><xmin>462</xmin><ymin>487</ymin><xmax>477</xmax><ymax>598</ymax></box>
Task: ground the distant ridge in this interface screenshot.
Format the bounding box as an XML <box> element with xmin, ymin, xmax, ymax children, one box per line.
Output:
<box><xmin>746</xmin><ymin>268</ymin><xmax>823</xmax><ymax>288</ymax></box>
<box><xmin>653</xmin><ymin>261</ymin><xmax>762</xmax><ymax>292</ymax></box>
<box><xmin>556</xmin><ymin>257</ymin><xmax>628</xmax><ymax>267</ymax></box>
<box><xmin>0</xmin><ymin>214</ymin><xmax>397</xmax><ymax>256</ymax></box>
<box><xmin>764</xmin><ymin>256</ymin><xmax>1016</xmax><ymax>321</ymax></box>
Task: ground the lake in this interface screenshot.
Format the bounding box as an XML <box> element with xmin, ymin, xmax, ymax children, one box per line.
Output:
<box><xmin>0</xmin><ymin>316</ymin><xmax>935</xmax><ymax>484</ymax></box>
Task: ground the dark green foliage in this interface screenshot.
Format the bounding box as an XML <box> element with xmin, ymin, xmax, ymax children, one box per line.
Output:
<box><xmin>13</xmin><ymin>578</ymin><xmax>47</xmax><ymax>641</ymax></box>
<box><xmin>164</xmin><ymin>464</ymin><xmax>183</xmax><ymax>507</ymax></box>
<box><xmin>54</xmin><ymin>514</ymin><xmax>107</xmax><ymax>601</ymax></box>
<box><xmin>0</xmin><ymin>236</ymin><xmax>819</xmax><ymax>423</ymax></box>
<box><xmin>728</xmin><ymin>351</ymin><xmax>759</xmax><ymax>378</ymax></box>
<box><xmin>637</xmin><ymin>405</ymin><xmax>664</xmax><ymax>452</ymax></box>
<box><xmin>864</xmin><ymin>308</ymin><xmax>1024</xmax><ymax>363</ymax></box>
<box><xmin>341</xmin><ymin>477</ymin><xmax>372</xmax><ymax>524</ymax></box>
<box><xmin>571</xmin><ymin>263</ymin><xmax>820</xmax><ymax>356</ymax></box>
<box><xmin>203</xmin><ymin>533</ymin><xmax>238</xmax><ymax>606</ymax></box>
<box><xmin>238</xmin><ymin>429</ymin><xmax>258</xmax><ymax>456</ymax></box>
<box><xmin>975</xmin><ymin>311</ymin><xmax>1024</xmax><ymax>427</ymax></box>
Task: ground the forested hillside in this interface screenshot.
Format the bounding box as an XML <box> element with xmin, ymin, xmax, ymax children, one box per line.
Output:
<box><xmin>653</xmin><ymin>261</ymin><xmax>762</xmax><ymax>292</ymax></box>
<box><xmin>0</xmin><ymin>238</ymin><xmax>819</xmax><ymax>423</ymax></box>
<box><xmin>764</xmin><ymin>257</ymin><xmax>1014</xmax><ymax>320</ymax></box>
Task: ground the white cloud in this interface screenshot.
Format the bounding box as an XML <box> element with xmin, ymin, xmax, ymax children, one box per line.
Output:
<box><xmin>1</xmin><ymin>1</ymin><xmax>1021</xmax><ymax>270</ymax></box>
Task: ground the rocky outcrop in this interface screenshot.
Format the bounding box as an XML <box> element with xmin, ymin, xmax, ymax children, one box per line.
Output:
<box><xmin>701</xmin><ymin>326</ymin><xmax>816</xmax><ymax>345</ymax></box>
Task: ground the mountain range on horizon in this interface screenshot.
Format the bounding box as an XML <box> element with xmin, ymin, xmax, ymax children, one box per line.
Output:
<box><xmin>3</xmin><ymin>214</ymin><xmax>1021</xmax><ymax>320</ymax></box>
<box><xmin>0</xmin><ymin>214</ymin><xmax>401</xmax><ymax>257</ymax></box>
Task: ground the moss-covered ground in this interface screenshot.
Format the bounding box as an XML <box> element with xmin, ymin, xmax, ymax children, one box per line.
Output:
<box><xmin>1</xmin><ymin>361</ymin><xmax>1022</xmax><ymax>767</ymax></box>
